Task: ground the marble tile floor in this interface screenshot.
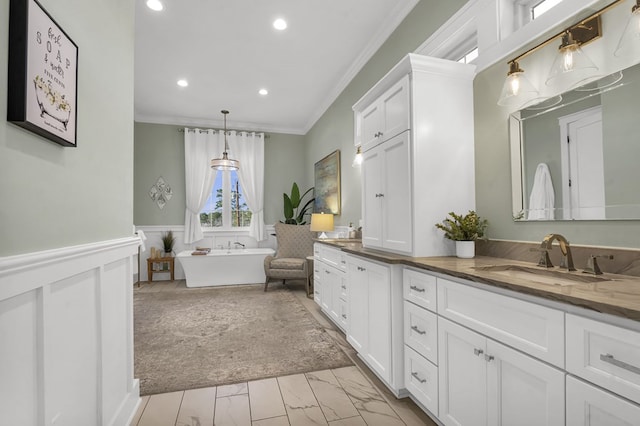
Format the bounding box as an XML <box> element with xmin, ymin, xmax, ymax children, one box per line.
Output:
<box><xmin>132</xmin><ymin>280</ymin><xmax>436</xmax><ymax>425</ymax></box>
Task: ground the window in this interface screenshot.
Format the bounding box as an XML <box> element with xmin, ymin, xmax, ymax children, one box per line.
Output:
<box><xmin>457</xmin><ymin>47</ymin><xmax>479</xmax><ymax>64</ymax></box>
<box><xmin>200</xmin><ymin>170</ymin><xmax>252</xmax><ymax>228</ymax></box>
<box><xmin>531</xmin><ymin>0</ymin><xmax>563</xmax><ymax>20</ymax></box>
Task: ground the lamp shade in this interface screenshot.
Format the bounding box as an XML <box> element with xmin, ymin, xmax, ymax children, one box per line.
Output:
<box><xmin>310</xmin><ymin>213</ymin><xmax>334</xmax><ymax>238</ymax></box>
<box><xmin>614</xmin><ymin>2</ymin><xmax>640</xmax><ymax>57</ymax></box>
<box><xmin>546</xmin><ymin>32</ymin><xmax>598</xmax><ymax>89</ymax></box>
<box><xmin>497</xmin><ymin>61</ymin><xmax>539</xmax><ymax>108</ymax></box>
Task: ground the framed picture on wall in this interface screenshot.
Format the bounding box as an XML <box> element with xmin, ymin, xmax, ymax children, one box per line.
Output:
<box><xmin>314</xmin><ymin>150</ymin><xmax>341</xmax><ymax>214</ymax></box>
<box><xmin>7</xmin><ymin>0</ymin><xmax>78</xmax><ymax>147</ymax></box>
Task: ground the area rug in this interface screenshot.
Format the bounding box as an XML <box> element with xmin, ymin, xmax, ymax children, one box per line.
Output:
<box><xmin>134</xmin><ymin>284</ymin><xmax>353</xmax><ymax>395</ymax></box>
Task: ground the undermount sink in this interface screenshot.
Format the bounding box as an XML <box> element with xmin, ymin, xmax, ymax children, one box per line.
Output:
<box><xmin>472</xmin><ymin>264</ymin><xmax>611</xmax><ymax>286</ymax></box>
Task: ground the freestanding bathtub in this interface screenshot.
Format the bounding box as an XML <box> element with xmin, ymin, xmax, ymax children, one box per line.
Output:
<box><xmin>176</xmin><ymin>248</ymin><xmax>275</xmax><ymax>288</ymax></box>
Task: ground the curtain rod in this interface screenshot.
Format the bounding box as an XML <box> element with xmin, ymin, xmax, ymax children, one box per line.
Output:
<box><xmin>178</xmin><ymin>127</ymin><xmax>270</xmax><ymax>138</ymax></box>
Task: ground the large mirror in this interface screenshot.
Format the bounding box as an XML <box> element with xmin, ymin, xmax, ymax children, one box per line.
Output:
<box><xmin>510</xmin><ymin>62</ymin><xmax>640</xmax><ymax>221</ymax></box>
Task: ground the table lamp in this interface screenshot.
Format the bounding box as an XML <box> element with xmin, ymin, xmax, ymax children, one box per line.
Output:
<box><xmin>310</xmin><ymin>213</ymin><xmax>334</xmax><ymax>239</ymax></box>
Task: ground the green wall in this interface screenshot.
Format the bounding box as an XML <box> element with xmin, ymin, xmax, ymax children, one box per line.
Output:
<box><xmin>0</xmin><ymin>0</ymin><xmax>134</xmax><ymax>256</ymax></box>
<box><xmin>305</xmin><ymin>0</ymin><xmax>469</xmax><ymax>227</ymax></box>
<box><xmin>133</xmin><ymin>122</ymin><xmax>307</xmax><ymax>226</ymax></box>
<box><xmin>474</xmin><ymin>61</ymin><xmax>640</xmax><ymax>248</ymax></box>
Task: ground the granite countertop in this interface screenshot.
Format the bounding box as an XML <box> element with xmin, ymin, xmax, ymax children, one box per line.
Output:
<box><xmin>316</xmin><ymin>240</ymin><xmax>640</xmax><ymax>321</ymax></box>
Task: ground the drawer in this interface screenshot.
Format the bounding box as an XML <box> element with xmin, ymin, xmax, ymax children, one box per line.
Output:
<box><xmin>403</xmin><ymin>268</ymin><xmax>437</xmax><ymax>313</ymax></box>
<box><xmin>338</xmin><ymin>299</ymin><xmax>348</xmax><ymax>331</ymax></box>
<box><xmin>566</xmin><ymin>375</ymin><xmax>640</xmax><ymax>425</ymax></box>
<box><xmin>317</xmin><ymin>244</ymin><xmax>346</xmax><ymax>271</ymax></box>
<box><xmin>437</xmin><ymin>278</ymin><xmax>565</xmax><ymax>368</ymax></box>
<box><xmin>566</xmin><ymin>314</ymin><xmax>640</xmax><ymax>404</ymax></box>
<box><xmin>405</xmin><ymin>345</ymin><xmax>438</xmax><ymax>416</ymax></box>
<box><xmin>404</xmin><ymin>301</ymin><xmax>438</xmax><ymax>364</ymax></box>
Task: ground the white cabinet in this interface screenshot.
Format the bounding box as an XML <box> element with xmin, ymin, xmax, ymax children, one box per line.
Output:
<box><xmin>314</xmin><ymin>243</ymin><xmax>348</xmax><ymax>332</ymax></box>
<box><xmin>346</xmin><ymin>254</ymin><xmax>404</xmax><ymax>394</ymax></box>
<box><xmin>353</xmin><ymin>54</ymin><xmax>476</xmax><ymax>257</ymax></box>
<box><xmin>359</xmin><ymin>74</ymin><xmax>410</xmax><ymax>151</ymax></box>
<box><xmin>566</xmin><ymin>375</ymin><xmax>640</xmax><ymax>426</ymax></box>
<box><xmin>362</xmin><ymin>131</ymin><xmax>412</xmax><ymax>253</ymax></box>
<box><xmin>566</xmin><ymin>313</ymin><xmax>640</xmax><ymax>405</ymax></box>
<box><xmin>438</xmin><ymin>317</ymin><xmax>565</xmax><ymax>426</ymax></box>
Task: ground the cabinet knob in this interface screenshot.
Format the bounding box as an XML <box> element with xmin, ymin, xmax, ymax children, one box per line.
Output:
<box><xmin>484</xmin><ymin>354</ymin><xmax>495</xmax><ymax>362</ymax></box>
<box><xmin>474</xmin><ymin>348</ymin><xmax>484</xmax><ymax>356</ymax></box>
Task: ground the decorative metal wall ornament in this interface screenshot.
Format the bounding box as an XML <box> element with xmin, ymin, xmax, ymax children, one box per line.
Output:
<box><xmin>149</xmin><ymin>176</ymin><xmax>173</xmax><ymax>210</ymax></box>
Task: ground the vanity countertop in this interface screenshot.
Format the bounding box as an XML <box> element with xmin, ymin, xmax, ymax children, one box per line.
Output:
<box><xmin>316</xmin><ymin>240</ymin><xmax>640</xmax><ymax>321</ymax></box>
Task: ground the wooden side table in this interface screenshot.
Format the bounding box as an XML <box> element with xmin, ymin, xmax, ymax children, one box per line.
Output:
<box><xmin>147</xmin><ymin>256</ymin><xmax>175</xmax><ymax>282</ymax></box>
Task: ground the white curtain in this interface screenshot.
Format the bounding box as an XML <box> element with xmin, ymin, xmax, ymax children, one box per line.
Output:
<box><xmin>232</xmin><ymin>131</ymin><xmax>266</xmax><ymax>241</ymax></box>
<box><xmin>183</xmin><ymin>129</ymin><xmax>223</xmax><ymax>244</ymax></box>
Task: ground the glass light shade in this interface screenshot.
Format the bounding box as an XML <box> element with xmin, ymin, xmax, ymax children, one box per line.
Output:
<box><xmin>497</xmin><ymin>64</ymin><xmax>539</xmax><ymax>108</ymax></box>
<box><xmin>614</xmin><ymin>3</ymin><xmax>640</xmax><ymax>57</ymax></box>
<box><xmin>352</xmin><ymin>146</ymin><xmax>363</xmax><ymax>167</ymax></box>
<box><xmin>210</xmin><ymin>152</ymin><xmax>239</xmax><ymax>171</ymax></box>
<box><xmin>310</xmin><ymin>213</ymin><xmax>334</xmax><ymax>239</ymax></box>
<box><xmin>546</xmin><ymin>33</ymin><xmax>598</xmax><ymax>89</ymax></box>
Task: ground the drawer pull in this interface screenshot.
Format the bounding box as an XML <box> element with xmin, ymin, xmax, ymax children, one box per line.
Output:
<box><xmin>600</xmin><ymin>354</ymin><xmax>640</xmax><ymax>375</ymax></box>
<box><xmin>341</xmin><ymin>285</ymin><xmax>346</xmax><ymax>290</ymax></box>
<box><xmin>341</xmin><ymin>314</ymin><xmax>347</xmax><ymax>319</ymax></box>
<box><xmin>325</xmin><ymin>270</ymin><xmax>330</xmax><ymax>274</ymax></box>
<box><xmin>341</xmin><ymin>260</ymin><xmax>346</xmax><ymax>264</ymax></box>
<box><xmin>410</xmin><ymin>325</ymin><xmax>426</xmax><ymax>335</ymax></box>
<box><xmin>484</xmin><ymin>354</ymin><xmax>495</xmax><ymax>362</ymax></box>
<box><xmin>411</xmin><ymin>372</ymin><xmax>427</xmax><ymax>384</ymax></box>
<box><xmin>409</xmin><ymin>285</ymin><xmax>425</xmax><ymax>293</ymax></box>
<box><xmin>474</xmin><ymin>348</ymin><xmax>484</xmax><ymax>356</ymax></box>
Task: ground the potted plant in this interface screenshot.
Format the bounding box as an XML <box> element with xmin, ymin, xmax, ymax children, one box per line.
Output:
<box><xmin>282</xmin><ymin>182</ymin><xmax>315</xmax><ymax>225</ymax></box>
<box><xmin>435</xmin><ymin>211</ymin><xmax>488</xmax><ymax>258</ymax></box>
<box><xmin>161</xmin><ymin>230</ymin><xmax>176</xmax><ymax>255</ymax></box>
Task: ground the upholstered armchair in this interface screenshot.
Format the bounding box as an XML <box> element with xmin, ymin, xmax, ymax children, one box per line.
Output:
<box><xmin>264</xmin><ymin>222</ymin><xmax>314</xmax><ymax>292</ymax></box>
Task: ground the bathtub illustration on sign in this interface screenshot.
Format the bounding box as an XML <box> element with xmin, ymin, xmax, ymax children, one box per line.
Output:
<box><xmin>177</xmin><ymin>248</ymin><xmax>275</xmax><ymax>288</ymax></box>
<box><xmin>34</xmin><ymin>75</ymin><xmax>71</xmax><ymax>130</ymax></box>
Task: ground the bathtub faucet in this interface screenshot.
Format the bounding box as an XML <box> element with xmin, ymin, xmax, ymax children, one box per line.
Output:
<box><xmin>234</xmin><ymin>242</ymin><xmax>245</xmax><ymax>249</ymax></box>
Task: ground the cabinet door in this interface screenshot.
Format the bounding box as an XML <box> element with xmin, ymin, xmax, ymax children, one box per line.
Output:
<box><xmin>362</xmin><ymin>147</ymin><xmax>383</xmax><ymax>249</ymax></box>
<box><xmin>486</xmin><ymin>340</ymin><xmax>565</xmax><ymax>426</ymax></box>
<box><xmin>361</xmin><ymin>101</ymin><xmax>382</xmax><ymax>151</ymax></box>
<box><xmin>328</xmin><ymin>268</ymin><xmax>341</xmax><ymax>325</ymax></box>
<box><xmin>438</xmin><ymin>317</ymin><xmax>487</xmax><ymax>426</ymax></box>
<box><xmin>365</xmin><ymin>260</ymin><xmax>392</xmax><ymax>382</ymax></box>
<box><xmin>566</xmin><ymin>375</ymin><xmax>640</xmax><ymax>426</ymax></box>
<box><xmin>381</xmin><ymin>131</ymin><xmax>412</xmax><ymax>253</ymax></box>
<box><xmin>313</xmin><ymin>263</ymin><xmax>321</xmax><ymax>305</ymax></box>
<box><xmin>380</xmin><ymin>74</ymin><xmax>410</xmax><ymax>143</ymax></box>
<box><xmin>347</xmin><ymin>260</ymin><xmax>368</xmax><ymax>354</ymax></box>
<box><xmin>405</xmin><ymin>345</ymin><xmax>439</xmax><ymax>416</ymax></box>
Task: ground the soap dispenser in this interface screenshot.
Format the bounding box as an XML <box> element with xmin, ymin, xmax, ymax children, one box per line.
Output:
<box><xmin>348</xmin><ymin>222</ymin><xmax>356</xmax><ymax>239</ymax></box>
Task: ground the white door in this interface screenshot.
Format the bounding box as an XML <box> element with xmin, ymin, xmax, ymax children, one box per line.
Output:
<box><xmin>566</xmin><ymin>376</ymin><xmax>640</xmax><ymax>426</ymax></box>
<box><xmin>364</xmin><ymin>260</ymin><xmax>391</xmax><ymax>383</ymax></box>
<box><xmin>362</xmin><ymin>147</ymin><xmax>383</xmax><ymax>249</ymax></box>
<box><xmin>559</xmin><ymin>106</ymin><xmax>605</xmax><ymax>219</ymax></box>
<box><xmin>381</xmin><ymin>131</ymin><xmax>412</xmax><ymax>253</ymax></box>
<box><xmin>380</xmin><ymin>74</ymin><xmax>410</xmax><ymax>142</ymax></box>
<box><xmin>327</xmin><ymin>268</ymin><xmax>341</xmax><ymax>325</ymax></box>
<box><xmin>346</xmin><ymin>259</ymin><xmax>368</xmax><ymax>354</ymax></box>
<box><xmin>438</xmin><ymin>318</ymin><xmax>487</xmax><ymax>426</ymax></box>
<box><xmin>486</xmin><ymin>340</ymin><xmax>565</xmax><ymax>426</ymax></box>
<box><xmin>361</xmin><ymin>101</ymin><xmax>382</xmax><ymax>150</ymax></box>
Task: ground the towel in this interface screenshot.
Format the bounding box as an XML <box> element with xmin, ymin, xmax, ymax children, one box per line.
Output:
<box><xmin>527</xmin><ymin>163</ymin><xmax>555</xmax><ymax>220</ymax></box>
<box><xmin>136</xmin><ymin>229</ymin><xmax>147</xmax><ymax>252</ymax></box>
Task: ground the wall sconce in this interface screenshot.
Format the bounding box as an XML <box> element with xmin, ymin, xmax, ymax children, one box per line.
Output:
<box><xmin>615</xmin><ymin>0</ymin><xmax>640</xmax><ymax>57</ymax></box>
<box><xmin>352</xmin><ymin>145</ymin><xmax>363</xmax><ymax>167</ymax></box>
<box><xmin>496</xmin><ymin>0</ymin><xmax>633</xmax><ymax>108</ymax></box>
<box><xmin>310</xmin><ymin>212</ymin><xmax>334</xmax><ymax>239</ymax></box>
<box><xmin>497</xmin><ymin>60</ymin><xmax>539</xmax><ymax>107</ymax></box>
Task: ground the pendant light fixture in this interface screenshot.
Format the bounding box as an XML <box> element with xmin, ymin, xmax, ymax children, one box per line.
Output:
<box><xmin>211</xmin><ymin>110</ymin><xmax>240</xmax><ymax>171</ymax></box>
<box><xmin>545</xmin><ymin>30</ymin><xmax>599</xmax><ymax>88</ymax></box>
<box><xmin>497</xmin><ymin>60</ymin><xmax>539</xmax><ymax>108</ymax></box>
<box><xmin>614</xmin><ymin>0</ymin><xmax>640</xmax><ymax>57</ymax></box>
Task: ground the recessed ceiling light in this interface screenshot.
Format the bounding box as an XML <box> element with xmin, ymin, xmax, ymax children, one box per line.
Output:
<box><xmin>273</xmin><ymin>18</ymin><xmax>287</xmax><ymax>30</ymax></box>
<box><xmin>177</xmin><ymin>79</ymin><xmax>188</xmax><ymax>87</ymax></box>
<box><xmin>146</xmin><ymin>0</ymin><xmax>163</xmax><ymax>11</ymax></box>
<box><xmin>258</xmin><ymin>88</ymin><xmax>268</xmax><ymax>96</ymax></box>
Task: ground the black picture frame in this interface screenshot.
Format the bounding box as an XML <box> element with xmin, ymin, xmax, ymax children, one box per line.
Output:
<box><xmin>7</xmin><ymin>0</ymin><xmax>78</xmax><ymax>147</ymax></box>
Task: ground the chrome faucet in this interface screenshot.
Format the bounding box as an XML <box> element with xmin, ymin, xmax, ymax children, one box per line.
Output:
<box><xmin>234</xmin><ymin>241</ymin><xmax>245</xmax><ymax>249</ymax></box>
<box><xmin>540</xmin><ymin>234</ymin><xmax>576</xmax><ymax>271</ymax></box>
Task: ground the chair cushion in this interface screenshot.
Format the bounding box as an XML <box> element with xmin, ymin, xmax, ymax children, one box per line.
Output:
<box><xmin>274</xmin><ymin>222</ymin><xmax>314</xmax><ymax>259</ymax></box>
<box><xmin>270</xmin><ymin>258</ymin><xmax>305</xmax><ymax>270</ymax></box>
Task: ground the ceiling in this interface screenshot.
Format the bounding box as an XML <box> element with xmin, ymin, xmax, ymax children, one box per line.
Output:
<box><xmin>134</xmin><ymin>0</ymin><xmax>419</xmax><ymax>135</ymax></box>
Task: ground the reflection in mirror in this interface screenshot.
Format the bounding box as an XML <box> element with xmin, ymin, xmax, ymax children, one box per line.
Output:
<box><xmin>510</xmin><ymin>61</ymin><xmax>640</xmax><ymax>221</ymax></box>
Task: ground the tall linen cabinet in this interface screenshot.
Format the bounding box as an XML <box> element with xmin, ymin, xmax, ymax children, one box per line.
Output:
<box><xmin>353</xmin><ymin>54</ymin><xmax>476</xmax><ymax>257</ymax></box>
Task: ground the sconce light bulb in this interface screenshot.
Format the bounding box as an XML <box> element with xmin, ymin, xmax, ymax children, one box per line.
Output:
<box><xmin>562</xmin><ymin>48</ymin><xmax>576</xmax><ymax>72</ymax></box>
<box><xmin>509</xmin><ymin>74</ymin><xmax>521</xmax><ymax>96</ymax></box>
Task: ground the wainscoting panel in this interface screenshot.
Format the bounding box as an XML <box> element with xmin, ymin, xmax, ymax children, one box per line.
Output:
<box><xmin>0</xmin><ymin>237</ymin><xmax>140</xmax><ymax>426</ymax></box>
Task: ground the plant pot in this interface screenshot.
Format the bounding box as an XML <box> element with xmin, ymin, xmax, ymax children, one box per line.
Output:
<box><xmin>455</xmin><ymin>241</ymin><xmax>475</xmax><ymax>259</ymax></box>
